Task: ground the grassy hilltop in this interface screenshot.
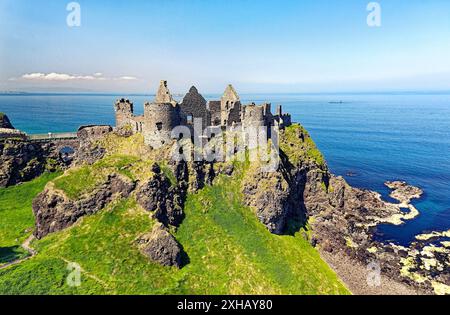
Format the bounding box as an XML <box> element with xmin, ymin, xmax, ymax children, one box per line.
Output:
<box><xmin>0</xmin><ymin>125</ymin><xmax>349</xmax><ymax>295</ymax></box>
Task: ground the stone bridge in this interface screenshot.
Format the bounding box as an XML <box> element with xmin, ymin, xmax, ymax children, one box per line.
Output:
<box><xmin>0</xmin><ymin>124</ymin><xmax>113</xmax><ymax>187</ymax></box>
<box><xmin>25</xmin><ymin>126</ymin><xmax>112</xmax><ymax>163</ymax></box>
<box><xmin>27</xmin><ymin>132</ymin><xmax>80</xmax><ymax>157</ymax></box>
<box><xmin>27</xmin><ymin>132</ymin><xmax>78</xmax><ymax>141</ymax></box>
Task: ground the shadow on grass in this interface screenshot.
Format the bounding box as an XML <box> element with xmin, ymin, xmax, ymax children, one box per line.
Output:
<box><xmin>0</xmin><ymin>246</ymin><xmax>27</xmax><ymax>265</ymax></box>
<box><xmin>179</xmin><ymin>243</ymin><xmax>190</xmax><ymax>269</ymax></box>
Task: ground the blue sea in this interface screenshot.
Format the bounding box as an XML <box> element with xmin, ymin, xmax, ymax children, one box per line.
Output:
<box><xmin>1</xmin><ymin>93</ymin><xmax>449</xmax><ymax>246</ymax></box>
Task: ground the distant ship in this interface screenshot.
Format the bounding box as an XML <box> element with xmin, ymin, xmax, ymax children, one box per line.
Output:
<box><xmin>329</xmin><ymin>101</ymin><xmax>344</xmax><ymax>104</ymax></box>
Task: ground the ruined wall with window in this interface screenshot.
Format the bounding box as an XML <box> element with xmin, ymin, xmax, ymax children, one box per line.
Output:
<box><xmin>180</xmin><ymin>86</ymin><xmax>209</xmax><ymax>128</ymax></box>
<box><xmin>114</xmin><ymin>80</ymin><xmax>292</xmax><ymax>148</ymax></box>
<box><xmin>220</xmin><ymin>85</ymin><xmax>241</xmax><ymax>126</ymax></box>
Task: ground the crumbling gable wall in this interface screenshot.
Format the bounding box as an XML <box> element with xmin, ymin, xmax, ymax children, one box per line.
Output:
<box><xmin>180</xmin><ymin>86</ymin><xmax>209</xmax><ymax>128</ymax></box>
<box><xmin>155</xmin><ymin>80</ymin><xmax>175</xmax><ymax>104</ymax></box>
<box><xmin>221</xmin><ymin>84</ymin><xmax>242</xmax><ymax>126</ymax></box>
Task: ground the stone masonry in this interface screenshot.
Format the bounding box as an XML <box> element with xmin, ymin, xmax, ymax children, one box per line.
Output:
<box><xmin>114</xmin><ymin>80</ymin><xmax>292</xmax><ymax>148</ymax></box>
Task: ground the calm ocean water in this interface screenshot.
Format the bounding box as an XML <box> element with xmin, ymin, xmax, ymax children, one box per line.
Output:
<box><xmin>1</xmin><ymin>93</ymin><xmax>449</xmax><ymax>246</ymax></box>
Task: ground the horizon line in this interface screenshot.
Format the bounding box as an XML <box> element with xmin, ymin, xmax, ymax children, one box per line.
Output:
<box><xmin>2</xmin><ymin>90</ymin><xmax>450</xmax><ymax>97</ymax></box>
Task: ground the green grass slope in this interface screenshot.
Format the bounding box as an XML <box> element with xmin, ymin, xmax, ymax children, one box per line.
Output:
<box><xmin>0</xmin><ymin>128</ymin><xmax>349</xmax><ymax>295</ymax></box>
<box><xmin>0</xmin><ymin>172</ymin><xmax>61</xmax><ymax>265</ymax></box>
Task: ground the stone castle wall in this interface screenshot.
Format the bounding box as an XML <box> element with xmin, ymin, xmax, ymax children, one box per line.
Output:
<box><xmin>180</xmin><ymin>86</ymin><xmax>209</xmax><ymax>128</ymax></box>
<box><xmin>242</xmin><ymin>104</ymin><xmax>266</xmax><ymax>129</ymax></box>
<box><xmin>208</xmin><ymin>101</ymin><xmax>222</xmax><ymax>126</ymax></box>
<box><xmin>114</xmin><ymin>99</ymin><xmax>145</xmax><ymax>133</ymax></box>
<box><xmin>114</xmin><ymin>81</ymin><xmax>292</xmax><ymax>146</ymax></box>
<box><xmin>143</xmin><ymin>102</ymin><xmax>181</xmax><ymax>148</ymax></box>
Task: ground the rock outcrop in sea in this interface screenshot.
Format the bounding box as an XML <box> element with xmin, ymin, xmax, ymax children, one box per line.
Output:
<box><xmin>0</xmin><ymin>113</ymin><xmax>14</xmax><ymax>129</ymax></box>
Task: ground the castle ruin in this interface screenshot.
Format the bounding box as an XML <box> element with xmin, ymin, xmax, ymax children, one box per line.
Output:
<box><xmin>114</xmin><ymin>80</ymin><xmax>291</xmax><ymax>148</ymax></box>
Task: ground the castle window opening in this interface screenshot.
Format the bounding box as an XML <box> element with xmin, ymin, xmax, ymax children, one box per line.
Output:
<box><xmin>156</xmin><ymin>122</ymin><xmax>163</xmax><ymax>131</ymax></box>
<box><xmin>187</xmin><ymin>115</ymin><xmax>193</xmax><ymax>124</ymax></box>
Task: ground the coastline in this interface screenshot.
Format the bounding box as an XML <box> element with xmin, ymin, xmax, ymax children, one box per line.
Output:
<box><xmin>319</xmin><ymin>250</ymin><xmax>428</xmax><ymax>295</ymax></box>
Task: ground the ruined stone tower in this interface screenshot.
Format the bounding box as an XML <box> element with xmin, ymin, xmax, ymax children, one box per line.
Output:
<box><xmin>142</xmin><ymin>81</ymin><xmax>181</xmax><ymax>148</ymax></box>
<box><xmin>155</xmin><ymin>80</ymin><xmax>175</xmax><ymax>104</ymax></box>
<box><xmin>115</xmin><ymin>99</ymin><xmax>135</xmax><ymax>129</ymax></box>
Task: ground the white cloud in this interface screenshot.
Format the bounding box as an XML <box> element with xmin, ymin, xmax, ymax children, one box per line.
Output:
<box><xmin>118</xmin><ymin>76</ymin><xmax>138</xmax><ymax>81</ymax></box>
<box><xmin>14</xmin><ymin>72</ymin><xmax>138</xmax><ymax>82</ymax></box>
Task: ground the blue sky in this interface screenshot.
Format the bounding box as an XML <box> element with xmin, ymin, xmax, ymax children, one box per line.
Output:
<box><xmin>1</xmin><ymin>0</ymin><xmax>450</xmax><ymax>93</ymax></box>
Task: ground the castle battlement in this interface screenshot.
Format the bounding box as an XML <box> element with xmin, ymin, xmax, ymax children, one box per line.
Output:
<box><xmin>114</xmin><ymin>80</ymin><xmax>291</xmax><ymax>148</ymax></box>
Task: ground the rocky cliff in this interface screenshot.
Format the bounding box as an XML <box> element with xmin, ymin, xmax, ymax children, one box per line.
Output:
<box><xmin>33</xmin><ymin>173</ymin><xmax>135</xmax><ymax>239</ymax></box>
<box><xmin>0</xmin><ymin>125</ymin><xmax>112</xmax><ymax>188</ymax></box>
<box><xmin>0</xmin><ymin>140</ymin><xmax>62</xmax><ymax>187</ymax></box>
<box><xmin>20</xmin><ymin>121</ymin><xmax>450</xmax><ymax>293</ymax></box>
<box><xmin>240</xmin><ymin>125</ymin><xmax>448</xmax><ymax>294</ymax></box>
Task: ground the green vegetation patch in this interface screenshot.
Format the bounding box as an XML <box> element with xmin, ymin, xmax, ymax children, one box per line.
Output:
<box><xmin>0</xmin><ymin>256</ymin><xmax>107</xmax><ymax>294</ymax></box>
<box><xmin>0</xmin><ymin>170</ymin><xmax>348</xmax><ymax>294</ymax></box>
<box><xmin>280</xmin><ymin>124</ymin><xmax>326</xmax><ymax>167</ymax></box>
<box><xmin>53</xmin><ymin>155</ymin><xmax>153</xmax><ymax>199</ymax></box>
<box><xmin>0</xmin><ymin>172</ymin><xmax>61</xmax><ymax>265</ymax></box>
<box><xmin>0</xmin><ymin>128</ymin><xmax>346</xmax><ymax>294</ymax></box>
<box><xmin>159</xmin><ymin>162</ymin><xmax>177</xmax><ymax>186</ymax></box>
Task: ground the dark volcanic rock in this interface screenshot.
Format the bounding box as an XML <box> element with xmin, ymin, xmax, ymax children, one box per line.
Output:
<box><xmin>189</xmin><ymin>161</ymin><xmax>217</xmax><ymax>191</ymax></box>
<box><xmin>136</xmin><ymin>171</ymin><xmax>172</xmax><ymax>213</ymax></box>
<box><xmin>33</xmin><ymin>173</ymin><xmax>135</xmax><ymax>239</ymax></box>
<box><xmin>136</xmin><ymin>163</ymin><xmax>186</xmax><ymax>227</ymax></box>
<box><xmin>242</xmin><ymin>169</ymin><xmax>291</xmax><ymax>234</ymax></box>
<box><xmin>0</xmin><ymin>140</ymin><xmax>65</xmax><ymax>187</ymax></box>
<box><xmin>242</xmin><ymin>160</ymin><xmax>322</xmax><ymax>235</ymax></box>
<box><xmin>240</xmin><ymin>138</ymin><xmax>442</xmax><ymax>292</ymax></box>
<box><xmin>136</xmin><ymin>223</ymin><xmax>183</xmax><ymax>268</ymax></box>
